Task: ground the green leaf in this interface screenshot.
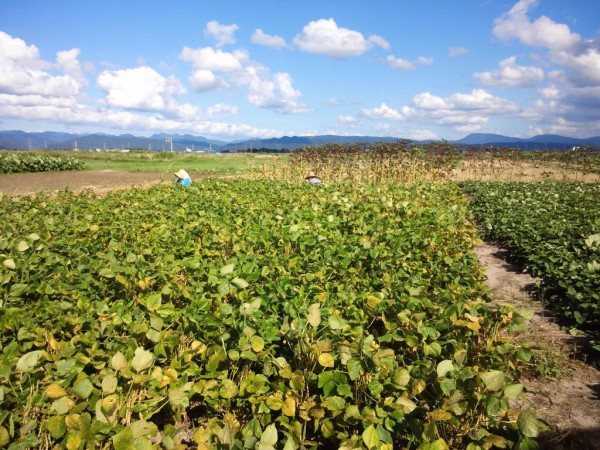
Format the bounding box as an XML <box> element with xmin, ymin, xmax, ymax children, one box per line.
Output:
<box><xmin>168</xmin><ymin>387</ymin><xmax>190</xmax><ymax>408</ymax></box>
<box><xmin>219</xmin><ymin>379</ymin><xmax>239</xmax><ymax>399</ymax></box>
<box><xmin>220</xmin><ymin>264</ymin><xmax>235</xmax><ymax>275</ymax></box>
<box><xmin>347</xmin><ymin>358</ymin><xmax>363</xmax><ymax>380</ymax></box>
<box><xmin>52</xmin><ymin>396</ymin><xmax>71</xmax><ymax>415</ymax></box>
<box><xmin>260</xmin><ymin>423</ymin><xmax>278</xmax><ymax>446</ymax></box>
<box><xmin>423</xmin><ymin>342</ymin><xmax>442</xmax><ymax>357</ymax></box>
<box><xmin>130</xmin><ymin>420</ymin><xmax>158</xmax><ymax>440</ymax></box>
<box><xmin>232</xmin><ymin>277</ymin><xmax>249</xmax><ymax>289</ymax></box>
<box><xmin>436</xmin><ymin>360</ymin><xmax>454</xmax><ymax>378</ymax></box>
<box><xmin>45</xmin><ymin>415</ymin><xmax>66</xmax><ymax>439</ymax></box>
<box><xmin>518</xmin><ymin>411</ymin><xmax>546</xmax><ymax>438</ymax></box>
<box><xmin>419</xmin><ymin>438</ymin><xmax>450</xmax><ymax>450</ymax></box>
<box><xmin>362</xmin><ymin>424</ymin><xmax>379</xmax><ymax>449</ymax></box>
<box><xmin>481</xmin><ymin>370</ymin><xmax>505</xmax><ymax>392</ymax></box>
<box><xmin>131</xmin><ymin>347</ymin><xmax>154</xmax><ymax>372</ymax></box>
<box><xmin>393</xmin><ymin>367</ymin><xmax>410</xmax><ymax>386</ymax></box>
<box><xmin>146</xmin><ymin>293</ymin><xmax>162</xmax><ymax>311</ymax></box>
<box><xmin>113</xmin><ymin>427</ymin><xmax>134</xmax><ymax>450</ymax></box>
<box><xmin>72</xmin><ymin>377</ymin><xmax>94</xmax><ymax>399</ymax></box>
<box><xmin>323</xmin><ymin>396</ymin><xmax>346</xmax><ymax>412</ymax></box>
<box><xmin>439</xmin><ymin>378</ymin><xmax>456</xmax><ymax>396</ymax></box>
<box><xmin>504</xmin><ymin>383</ymin><xmax>524</xmax><ymax>400</ymax></box>
<box><xmin>328</xmin><ymin>315</ymin><xmax>345</xmax><ymax>330</ymax></box>
<box><xmin>16</xmin><ymin>350</ymin><xmax>45</xmax><ymax>373</ymax></box>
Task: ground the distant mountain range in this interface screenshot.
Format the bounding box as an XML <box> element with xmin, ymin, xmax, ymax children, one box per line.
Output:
<box><xmin>0</xmin><ymin>130</ymin><xmax>599</xmax><ymax>151</ymax></box>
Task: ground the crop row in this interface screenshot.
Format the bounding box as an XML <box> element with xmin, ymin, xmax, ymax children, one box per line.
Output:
<box><xmin>0</xmin><ymin>153</ymin><xmax>85</xmax><ymax>174</ymax></box>
<box><xmin>0</xmin><ymin>180</ymin><xmax>534</xmax><ymax>449</ymax></box>
<box><xmin>461</xmin><ymin>181</ymin><xmax>600</xmax><ymax>350</ymax></box>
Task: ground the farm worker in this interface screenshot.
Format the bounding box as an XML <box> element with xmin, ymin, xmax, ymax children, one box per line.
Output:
<box><xmin>174</xmin><ymin>169</ymin><xmax>192</xmax><ymax>186</ymax></box>
<box><xmin>305</xmin><ymin>172</ymin><xmax>322</xmax><ymax>184</ymax></box>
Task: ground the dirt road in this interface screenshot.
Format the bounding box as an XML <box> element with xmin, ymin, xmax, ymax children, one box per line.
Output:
<box><xmin>0</xmin><ymin>170</ymin><xmax>168</xmax><ymax>195</ymax></box>
<box><xmin>476</xmin><ymin>243</ymin><xmax>600</xmax><ymax>449</ymax></box>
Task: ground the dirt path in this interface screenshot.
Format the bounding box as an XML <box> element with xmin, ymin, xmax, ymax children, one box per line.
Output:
<box><xmin>475</xmin><ymin>243</ymin><xmax>600</xmax><ymax>449</ymax></box>
<box><xmin>0</xmin><ymin>170</ymin><xmax>168</xmax><ymax>195</ymax></box>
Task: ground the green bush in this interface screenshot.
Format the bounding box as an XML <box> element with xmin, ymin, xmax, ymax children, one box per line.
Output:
<box><xmin>0</xmin><ymin>153</ymin><xmax>85</xmax><ymax>173</ymax></box>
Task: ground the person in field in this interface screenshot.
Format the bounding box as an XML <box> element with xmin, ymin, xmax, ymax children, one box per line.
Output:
<box><xmin>305</xmin><ymin>172</ymin><xmax>322</xmax><ymax>184</ymax></box>
<box><xmin>174</xmin><ymin>169</ymin><xmax>192</xmax><ymax>186</ymax></box>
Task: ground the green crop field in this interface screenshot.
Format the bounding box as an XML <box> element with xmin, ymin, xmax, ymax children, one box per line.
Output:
<box><xmin>0</xmin><ymin>153</ymin><xmax>84</xmax><ymax>174</ymax></box>
<box><xmin>2</xmin><ymin>143</ymin><xmax>598</xmax><ymax>449</ymax></box>
<box><xmin>0</xmin><ymin>179</ymin><xmax>539</xmax><ymax>449</ymax></box>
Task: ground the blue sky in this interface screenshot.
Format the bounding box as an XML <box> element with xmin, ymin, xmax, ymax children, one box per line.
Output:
<box><xmin>1</xmin><ymin>0</ymin><xmax>599</xmax><ymax>141</ymax></box>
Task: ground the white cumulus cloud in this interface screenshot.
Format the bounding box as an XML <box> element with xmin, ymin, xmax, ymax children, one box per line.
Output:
<box><xmin>449</xmin><ymin>47</ymin><xmax>468</xmax><ymax>57</ymax></box>
<box><xmin>0</xmin><ymin>31</ymin><xmax>81</xmax><ymax>98</ymax></box>
<box><xmin>386</xmin><ymin>54</ymin><xmax>433</xmax><ymax>70</ymax></box>
<box><xmin>97</xmin><ymin>66</ymin><xmax>197</xmax><ymax>120</ymax></box>
<box><xmin>337</xmin><ymin>115</ymin><xmax>360</xmax><ymax>126</ymax></box>
<box><xmin>180</xmin><ymin>47</ymin><xmax>246</xmax><ymax>72</ymax></box>
<box><xmin>251</xmin><ymin>29</ymin><xmax>287</xmax><ymax>49</ymax></box>
<box><xmin>187</xmin><ymin>69</ymin><xmax>228</xmax><ymax>92</ymax></box>
<box><xmin>293</xmin><ymin>18</ymin><xmax>389</xmax><ymax>58</ymax></box>
<box><xmin>361</xmin><ymin>102</ymin><xmax>411</xmax><ymax>121</ymax></box>
<box><xmin>181</xmin><ymin>45</ymin><xmax>308</xmax><ymax>113</ymax></box>
<box><xmin>474</xmin><ymin>56</ymin><xmax>544</xmax><ymax>87</ymax></box>
<box><xmin>204</xmin><ymin>20</ymin><xmax>239</xmax><ymax>47</ymax></box>
<box><xmin>493</xmin><ymin>0</ymin><xmax>581</xmax><ymax>51</ymax></box>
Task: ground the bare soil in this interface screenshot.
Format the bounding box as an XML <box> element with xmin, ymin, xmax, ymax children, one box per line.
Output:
<box><xmin>475</xmin><ymin>243</ymin><xmax>600</xmax><ymax>449</ymax></box>
<box><xmin>0</xmin><ymin>170</ymin><xmax>168</xmax><ymax>195</ymax></box>
<box><xmin>452</xmin><ymin>161</ymin><xmax>600</xmax><ymax>182</ymax></box>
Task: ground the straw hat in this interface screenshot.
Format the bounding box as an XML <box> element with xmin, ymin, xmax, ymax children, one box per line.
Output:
<box><xmin>305</xmin><ymin>171</ymin><xmax>317</xmax><ymax>179</ymax></box>
<box><xmin>174</xmin><ymin>169</ymin><xmax>188</xmax><ymax>179</ymax></box>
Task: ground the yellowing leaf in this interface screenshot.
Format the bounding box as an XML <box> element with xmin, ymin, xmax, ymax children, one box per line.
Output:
<box><xmin>366</xmin><ymin>295</ymin><xmax>381</xmax><ymax>308</ymax></box>
<box><xmin>318</xmin><ymin>353</ymin><xmax>335</xmax><ymax>368</ymax></box>
<box><xmin>46</xmin><ymin>383</ymin><xmax>68</xmax><ymax>399</ymax></box>
<box><xmin>362</xmin><ymin>424</ymin><xmax>379</xmax><ymax>449</ymax></box>
<box><xmin>465</xmin><ymin>321</ymin><xmax>481</xmax><ymax>332</ymax></box>
<box><xmin>111</xmin><ymin>351</ymin><xmax>128</xmax><ymax>371</ymax></box>
<box><xmin>250</xmin><ymin>335</ymin><xmax>265</xmax><ymax>352</ymax></box>
<box><xmin>429</xmin><ymin>409</ymin><xmax>453</xmax><ymax>421</ymax></box>
<box><xmin>412</xmin><ymin>379</ymin><xmax>426</xmax><ymax>395</ymax></box>
<box><xmin>101</xmin><ymin>395</ymin><xmax>119</xmax><ymax>415</ymax></box>
<box><xmin>65</xmin><ymin>414</ymin><xmax>80</xmax><ymax>430</ymax></box>
<box><xmin>307</xmin><ymin>303</ymin><xmax>321</xmax><ymax>327</ymax></box>
<box><xmin>220</xmin><ymin>264</ymin><xmax>235</xmax><ymax>275</ymax></box>
<box><xmin>102</xmin><ymin>375</ymin><xmax>118</xmax><ymax>394</ymax></box>
<box><xmin>131</xmin><ymin>347</ymin><xmax>154</xmax><ymax>372</ymax></box>
<box><xmin>396</xmin><ymin>396</ymin><xmax>417</xmax><ymax>414</ymax></box>
<box><xmin>282</xmin><ymin>397</ymin><xmax>296</xmax><ymax>416</ymax></box>
<box><xmin>3</xmin><ymin>259</ymin><xmax>15</xmax><ymax>270</ymax></box>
